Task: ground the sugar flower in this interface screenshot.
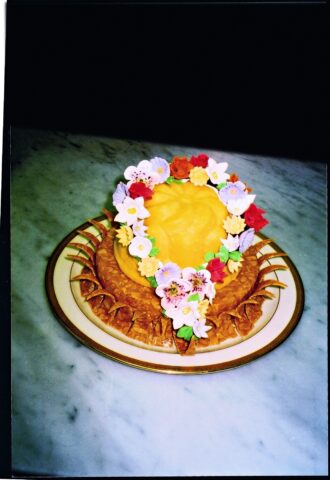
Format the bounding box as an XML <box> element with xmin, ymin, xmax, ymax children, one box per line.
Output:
<box><xmin>206</xmin><ymin>158</ymin><xmax>229</xmax><ymax>185</ymax></box>
<box><xmin>132</xmin><ymin>220</ymin><xmax>148</xmax><ymax>237</ymax></box>
<box><xmin>223</xmin><ymin>215</ymin><xmax>246</xmax><ymax>235</ymax></box>
<box><xmin>155</xmin><ymin>262</ymin><xmax>181</xmax><ymax>285</ymax></box>
<box><xmin>189</xmin><ymin>167</ymin><xmax>209</xmax><ymax>186</ymax></box>
<box><xmin>219</xmin><ymin>182</ymin><xmax>247</xmax><ymax>204</ymax></box>
<box><xmin>114</xmin><ymin>196</ymin><xmax>150</xmax><ymax>225</ymax></box>
<box><xmin>165</xmin><ymin>300</ymin><xmax>201</xmax><ymax>330</ymax></box>
<box><xmin>190</xmin><ymin>153</ymin><xmax>209</xmax><ymax>168</ymax></box>
<box><xmin>124</xmin><ymin>160</ymin><xmax>157</xmax><ymax>189</ymax></box>
<box><xmin>206</xmin><ymin>257</ymin><xmax>227</xmax><ymax>283</ymax></box>
<box><xmin>244</xmin><ymin>204</ymin><xmax>269</xmax><ymax>232</ymax></box>
<box><xmin>115</xmin><ymin>225</ymin><xmax>133</xmax><ymax>246</ymax></box>
<box><xmin>192</xmin><ymin>317</ymin><xmax>212</xmax><ymax>338</ymax></box>
<box><xmin>128</xmin><ymin>182</ymin><xmax>153</xmax><ymax>200</ymax></box>
<box><xmin>226</xmin><ymin>194</ymin><xmax>256</xmax><ymax>216</ymax></box>
<box><xmin>170</xmin><ymin>156</ymin><xmax>193</xmax><ymax>179</ymax></box>
<box><xmin>227</xmin><ymin>258</ymin><xmax>243</xmax><ymax>274</ymax></box>
<box><xmin>112</xmin><ymin>181</ymin><xmax>128</xmax><ymax>206</ymax></box>
<box><xmin>205</xmin><ymin>280</ymin><xmax>216</xmax><ymax>302</ymax></box>
<box><xmin>128</xmin><ymin>236</ymin><xmax>153</xmax><ymax>258</ymax></box>
<box><xmin>197</xmin><ymin>299</ymin><xmax>210</xmax><ymax>318</ymax></box>
<box><xmin>239</xmin><ymin>228</ymin><xmax>255</xmax><ymax>253</ymax></box>
<box><xmin>221</xmin><ymin>233</ymin><xmax>240</xmax><ymax>252</ymax></box>
<box><xmin>138</xmin><ymin>256</ymin><xmax>161</xmax><ymax>277</ymax></box>
<box><xmin>156</xmin><ymin>279</ymin><xmax>191</xmax><ymax>309</ymax></box>
<box><xmin>181</xmin><ymin>267</ymin><xmax>211</xmax><ymax>297</ymax></box>
<box><xmin>150</xmin><ymin>157</ymin><xmax>170</xmax><ymax>183</ymax></box>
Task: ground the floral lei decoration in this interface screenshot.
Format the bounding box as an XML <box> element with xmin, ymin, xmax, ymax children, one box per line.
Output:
<box><xmin>112</xmin><ymin>154</ymin><xmax>268</xmax><ymax>342</ymax></box>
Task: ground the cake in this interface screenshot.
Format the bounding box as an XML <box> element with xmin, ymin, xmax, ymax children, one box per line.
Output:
<box><xmin>68</xmin><ymin>154</ymin><xmax>287</xmax><ymax>355</ymax></box>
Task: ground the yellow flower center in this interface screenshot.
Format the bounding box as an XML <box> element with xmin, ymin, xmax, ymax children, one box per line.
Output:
<box><xmin>182</xmin><ymin>306</ymin><xmax>191</xmax><ymax>315</ymax></box>
<box><xmin>157</xmin><ymin>167</ymin><xmax>164</xmax><ymax>174</ymax></box>
<box><xmin>128</xmin><ymin>207</ymin><xmax>137</xmax><ymax>214</ymax></box>
<box><xmin>138</xmin><ymin>244</ymin><xmax>144</xmax><ymax>251</ymax></box>
<box><xmin>212</xmin><ymin>172</ymin><xmax>218</xmax><ymax>180</ymax></box>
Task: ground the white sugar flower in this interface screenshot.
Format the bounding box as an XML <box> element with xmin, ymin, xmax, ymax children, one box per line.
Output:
<box><xmin>132</xmin><ymin>220</ymin><xmax>148</xmax><ymax>237</ymax></box>
<box><xmin>205</xmin><ymin>281</ymin><xmax>216</xmax><ymax>303</ymax></box>
<box><xmin>124</xmin><ymin>160</ymin><xmax>158</xmax><ymax>189</ymax></box>
<box><xmin>156</xmin><ymin>278</ymin><xmax>191</xmax><ymax>309</ymax></box>
<box><xmin>193</xmin><ymin>317</ymin><xmax>212</xmax><ymax>338</ymax></box>
<box><xmin>206</xmin><ymin>158</ymin><xmax>230</xmax><ymax>185</ymax></box>
<box><xmin>128</xmin><ymin>236</ymin><xmax>153</xmax><ymax>258</ymax></box>
<box><xmin>114</xmin><ymin>196</ymin><xmax>150</xmax><ymax>225</ymax></box>
<box><xmin>181</xmin><ymin>267</ymin><xmax>211</xmax><ymax>298</ymax></box>
<box><xmin>150</xmin><ymin>157</ymin><xmax>170</xmax><ymax>183</ymax></box>
<box><xmin>226</xmin><ymin>194</ymin><xmax>256</xmax><ymax>216</ymax></box>
<box><xmin>221</xmin><ymin>233</ymin><xmax>240</xmax><ymax>252</ymax></box>
<box><xmin>166</xmin><ymin>301</ymin><xmax>201</xmax><ymax>330</ymax></box>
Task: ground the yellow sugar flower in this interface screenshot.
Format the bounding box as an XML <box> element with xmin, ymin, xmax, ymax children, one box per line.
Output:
<box><xmin>198</xmin><ymin>299</ymin><xmax>210</xmax><ymax>318</ymax></box>
<box><xmin>189</xmin><ymin>167</ymin><xmax>209</xmax><ymax>186</ymax></box>
<box><xmin>227</xmin><ymin>258</ymin><xmax>244</xmax><ymax>274</ymax></box>
<box><xmin>138</xmin><ymin>256</ymin><xmax>160</xmax><ymax>277</ymax></box>
<box><xmin>223</xmin><ymin>215</ymin><xmax>246</xmax><ymax>235</ymax></box>
<box><xmin>116</xmin><ymin>225</ymin><xmax>133</xmax><ymax>246</ymax></box>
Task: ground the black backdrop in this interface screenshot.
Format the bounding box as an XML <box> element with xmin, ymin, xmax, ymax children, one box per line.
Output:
<box><xmin>5</xmin><ymin>1</ymin><xmax>328</xmax><ymax>161</ymax></box>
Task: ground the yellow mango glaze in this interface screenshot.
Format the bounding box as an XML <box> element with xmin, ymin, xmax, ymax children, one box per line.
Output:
<box><xmin>113</xmin><ymin>182</ymin><xmax>239</xmax><ymax>287</ymax></box>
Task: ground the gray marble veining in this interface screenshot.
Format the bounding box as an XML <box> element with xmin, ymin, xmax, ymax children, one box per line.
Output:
<box><xmin>11</xmin><ymin>128</ymin><xmax>327</xmax><ymax>476</ymax></box>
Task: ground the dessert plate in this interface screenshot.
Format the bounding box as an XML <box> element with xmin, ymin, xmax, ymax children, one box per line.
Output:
<box><xmin>46</xmin><ymin>219</ymin><xmax>304</xmax><ymax>374</ymax></box>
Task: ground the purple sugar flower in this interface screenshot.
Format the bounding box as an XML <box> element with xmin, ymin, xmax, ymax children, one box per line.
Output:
<box><xmin>150</xmin><ymin>157</ymin><xmax>170</xmax><ymax>183</ymax></box>
<box><xmin>239</xmin><ymin>228</ymin><xmax>255</xmax><ymax>253</ymax></box>
<box><xmin>219</xmin><ymin>181</ymin><xmax>246</xmax><ymax>204</ymax></box>
<box><xmin>155</xmin><ymin>262</ymin><xmax>181</xmax><ymax>286</ymax></box>
<box><xmin>112</xmin><ymin>181</ymin><xmax>128</xmax><ymax>207</ymax></box>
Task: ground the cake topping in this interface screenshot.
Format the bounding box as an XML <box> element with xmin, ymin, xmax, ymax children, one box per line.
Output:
<box><xmin>112</xmin><ymin>154</ymin><xmax>269</xmax><ymax>341</ymax></box>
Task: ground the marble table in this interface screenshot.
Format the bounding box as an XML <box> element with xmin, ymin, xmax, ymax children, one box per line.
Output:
<box><xmin>11</xmin><ymin>128</ymin><xmax>327</xmax><ymax>476</ymax></box>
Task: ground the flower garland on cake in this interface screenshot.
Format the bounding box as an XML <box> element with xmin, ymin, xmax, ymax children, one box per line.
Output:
<box><xmin>112</xmin><ymin>154</ymin><xmax>268</xmax><ymax>342</ymax></box>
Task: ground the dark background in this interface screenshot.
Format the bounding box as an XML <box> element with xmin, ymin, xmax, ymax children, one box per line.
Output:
<box><xmin>4</xmin><ymin>0</ymin><xmax>329</xmax><ymax>161</ymax></box>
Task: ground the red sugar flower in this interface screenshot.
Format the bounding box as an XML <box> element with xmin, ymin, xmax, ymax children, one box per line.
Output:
<box><xmin>190</xmin><ymin>154</ymin><xmax>209</xmax><ymax>168</ymax></box>
<box><xmin>170</xmin><ymin>156</ymin><xmax>193</xmax><ymax>179</ymax></box>
<box><xmin>206</xmin><ymin>257</ymin><xmax>227</xmax><ymax>283</ymax></box>
<box><xmin>229</xmin><ymin>173</ymin><xmax>239</xmax><ymax>183</ymax></box>
<box><xmin>244</xmin><ymin>204</ymin><xmax>269</xmax><ymax>232</ymax></box>
<box><xmin>128</xmin><ymin>182</ymin><xmax>153</xmax><ymax>200</ymax></box>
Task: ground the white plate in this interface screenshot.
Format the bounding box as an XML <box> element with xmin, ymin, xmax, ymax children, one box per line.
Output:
<box><xmin>46</xmin><ymin>219</ymin><xmax>304</xmax><ymax>374</ymax></box>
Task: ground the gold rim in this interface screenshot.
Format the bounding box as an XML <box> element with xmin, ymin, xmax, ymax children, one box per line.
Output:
<box><xmin>45</xmin><ymin>220</ymin><xmax>305</xmax><ymax>374</ymax></box>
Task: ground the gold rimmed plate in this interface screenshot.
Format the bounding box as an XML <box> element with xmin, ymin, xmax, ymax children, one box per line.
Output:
<box><xmin>45</xmin><ymin>219</ymin><xmax>304</xmax><ymax>374</ymax></box>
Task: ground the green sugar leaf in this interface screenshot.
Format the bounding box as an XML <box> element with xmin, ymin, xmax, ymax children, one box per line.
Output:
<box><xmin>204</xmin><ymin>251</ymin><xmax>215</xmax><ymax>262</ymax></box>
<box><xmin>146</xmin><ymin>276</ymin><xmax>158</xmax><ymax>287</ymax></box>
<box><xmin>188</xmin><ymin>293</ymin><xmax>200</xmax><ymax>302</ymax></box>
<box><xmin>176</xmin><ymin>325</ymin><xmax>194</xmax><ymax>341</ymax></box>
<box><xmin>196</xmin><ymin>264</ymin><xmax>206</xmax><ymax>271</ymax></box>
<box><xmin>149</xmin><ymin>247</ymin><xmax>160</xmax><ymax>257</ymax></box>
<box><xmin>134</xmin><ymin>256</ymin><xmax>142</xmax><ymax>262</ymax></box>
<box><xmin>173</xmin><ymin>178</ymin><xmax>184</xmax><ymax>184</ymax></box>
<box><xmin>218</xmin><ymin>246</ymin><xmax>229</xmax><ymax>263</ymax></box>
<box><xmin>229</xmin><ymin>251</ymin><xmax>242</xmax><ymax>261</ymax></box>
<box><xmin>216</xmin><ymin>182</ymin><xmax>227</xmax><ymax>190</ymax></box>
<box><xmin>147</xmin><ymin>236</ymin><xmax>156</xmax><ymax>246</ymax></box>
<box><xmin>165</xmin><ymin>176</ymin><xmax>174</xmax><ymax>184</ymax></box>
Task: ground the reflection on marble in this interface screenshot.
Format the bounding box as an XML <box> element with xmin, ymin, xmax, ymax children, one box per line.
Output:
<box><xmin>11</xmin><ymin>129</ymin><xmax>327</xmax><ymax>476</ymax></box>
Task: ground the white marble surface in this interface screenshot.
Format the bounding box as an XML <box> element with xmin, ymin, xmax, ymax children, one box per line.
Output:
<box><xmin>11</xmin><ymin>129</ymin><xmax>327</xmax><ymax>476</ymax></box>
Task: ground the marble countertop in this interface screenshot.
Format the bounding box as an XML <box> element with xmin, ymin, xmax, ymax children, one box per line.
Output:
<box><xmin>11</xmin><ymin>128</ymin><xmax>327</xmax><ymax>476</ymax></box>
